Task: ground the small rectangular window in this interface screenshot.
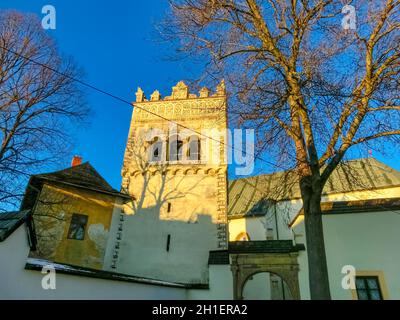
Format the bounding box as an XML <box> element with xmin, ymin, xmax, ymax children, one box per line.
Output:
<box><xmin>169</xmin><ymin>137</ymin><xmax>183</xmax><ymax>161</ymax></box>
<box><xmin>188</xmin><ymin>137</ymin><xmax>201</xmax><ymax>161</ymax></box>
<box><xmin>166</xmin><ymin>234</ymin><xmax>171</xmax><ymax>252</ymax></box>
<box><xmin>167</xmin><ymin>202</ymin><xmax>172</xmax><ymax>213</ymax></box>
<box><xmin>356</xmin><ymin>276</ymin><xmax>383</xmax><ymax>300</ymax></box>
<box><xmin>67</xmin><ymin>213</ymin><xmax>88</xmax><ymax>240</ymax></box>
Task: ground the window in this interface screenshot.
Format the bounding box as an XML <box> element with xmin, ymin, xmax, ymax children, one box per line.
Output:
<box><xmin>187</xmin><ymin>135</ymin><xmax>201</xmax><ymax>161</ymax></box>
<box><xmin>167</xmin><ymin>202</ymin><xmax>172</xmax><ymax>213</ymax></box>
<box><xmin>148</xmin><ymin>137</ymin><xmax>163</xmax><ymax>162</ymax></box>
<box><xmin>166</xmin><ymin>234</ymin><xmax>171</xmax><ymax>252</ymax></box>
<box><xmin>356</xmin><ymin>276</ymin><xmax>383</xmax><ymax>300</ymax></box>
<box><xmin>169</xmin><ymin>135</ymin><xmax>183</xmax><ymax>161</ymax></box>
<box><xmin>67</xmin><ymin>214</ymin><xmax>88</xmax><ymax>240</ymax></box>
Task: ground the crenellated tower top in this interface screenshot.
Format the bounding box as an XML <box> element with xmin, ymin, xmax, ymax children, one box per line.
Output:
<box><xmin>135</xmin><ymin>80</ymin><xmax>226</xmax><ymax>103</ymax></box>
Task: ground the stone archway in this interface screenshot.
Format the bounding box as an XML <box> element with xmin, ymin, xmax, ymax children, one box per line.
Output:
<box><xmin>242</xmin><ymin>271</ymin><xmax>293</xmax><ymax>300</ymax></box>
<box><xmin>231</xmin><ymin>252</ymin><xmax>301</xmax><ymax>300</ymax></box>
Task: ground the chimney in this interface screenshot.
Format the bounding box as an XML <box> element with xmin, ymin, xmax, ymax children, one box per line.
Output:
<box><xmin>71</xmin><ymin>155</ymin><xmax>83</xmax><ymax>167</ymax></box>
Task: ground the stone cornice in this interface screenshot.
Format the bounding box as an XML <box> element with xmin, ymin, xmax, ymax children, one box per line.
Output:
<box><xmin>122</xmin><ymin>165</ymin><xmax>227</xmax><ymax>178</ymax></box>
<box><xmin>134</xmin><ymin>95</ymin><xmax>226</xmax><ymax>105</ymax></box>
<box><xmin>132</xmin><ymin>97</ymin><xmax>226</xmax><ymax>121</ymax></box>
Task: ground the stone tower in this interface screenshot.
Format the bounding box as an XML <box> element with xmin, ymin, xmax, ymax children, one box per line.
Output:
<box><xmin>105</xmin><ymin>81</ymin><xmax>228</xmax><ymax>284</ymax></box>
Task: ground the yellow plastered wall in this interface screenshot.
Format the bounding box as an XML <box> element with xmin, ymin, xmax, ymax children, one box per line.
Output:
<box><xmin>32</xmin><ymin>183</ymin><xmax>117</xmax><ymax>270</ymax></box>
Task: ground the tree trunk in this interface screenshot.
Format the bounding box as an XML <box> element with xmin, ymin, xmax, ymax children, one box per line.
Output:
<box><xmin>301</xmin><ymin>177</ymin><xmax>332</xmax><ymax>300</ymax></box>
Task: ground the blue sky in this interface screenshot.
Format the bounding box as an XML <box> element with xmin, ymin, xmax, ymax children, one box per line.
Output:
<box><xmin>1</xmin><ymin>1</ymin><xmax>399</xmax><ymax>190</ymax></box>
<box><xmin>0</xmin><ymin>0</ymin><xmax>205</xmax><ymax>189</ymax></box>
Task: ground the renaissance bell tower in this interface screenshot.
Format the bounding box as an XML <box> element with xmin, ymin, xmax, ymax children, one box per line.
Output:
<box><xmin>105</xmin><ymin>81</ymin><xmax>228</xmax><ymax>284</ymax></box>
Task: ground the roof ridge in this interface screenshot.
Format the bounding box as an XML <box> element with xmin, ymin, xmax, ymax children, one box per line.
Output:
<box><xmin>31</xmin><ymin>162</ymin><xmax>129</xmax><ymax>198</ymax></box>
<box><xmin>34</xmin><ymin>161</ymin><xmax>91</xmax><ymax>177</ymax></box>
<box><xmin>82</xmin><ymin>162</ymin><xmax>114</xmax><ymax>189</ymax></box>
<box><xmin>229</xmin><ymin>157</ymin><xmax>400</xmax><ymax>182</ymax></box>
<box><xmin>363</xmin><ymin>157</ymin><xmax>400</xmax><ymax>174</ymax></box>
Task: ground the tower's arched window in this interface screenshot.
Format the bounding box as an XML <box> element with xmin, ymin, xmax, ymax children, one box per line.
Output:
<box><xmin>188</xmin><ymin>135</ymin><xmax>201</xmax><ymax>161</ymax></box>
<box><xmin>148</xmin><ymin>137</ymin><xmax>163</xmax><ymax>162</ymax></box>
<box><xmin>169</xmin><ymin>135</ymin><xmax>183</xmax><ymax>161</ymax></box>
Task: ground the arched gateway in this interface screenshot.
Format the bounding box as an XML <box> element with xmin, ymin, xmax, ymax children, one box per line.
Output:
<box><xmin>229</xmin><ymin>240</ymin><xmax>304</xmax><ymax>300</ymax></box>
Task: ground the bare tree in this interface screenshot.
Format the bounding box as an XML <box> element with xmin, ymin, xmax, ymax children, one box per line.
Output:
<box><xmin>30</xmin><ymin>190</ymin><xmax>71</xmax><ymax>258</ymax></box>
<box><xmin>162</xmin><ymin>0</ymin><xmax>400</xmax><ymax>299</ymax></box>
<box><xmin>0</xmin><ymin>11</ymin><xmax>88</xmax><ymax>210</ymax></box>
